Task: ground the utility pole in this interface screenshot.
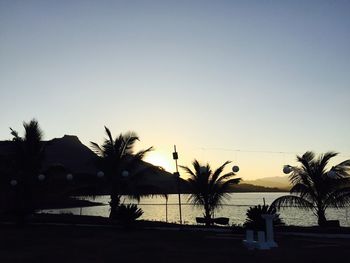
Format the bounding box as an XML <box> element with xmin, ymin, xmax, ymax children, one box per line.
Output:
<box><xmin>173</xmin><ymin>145</ymin><xmax>182</xmax><ymax>225</ymax></box>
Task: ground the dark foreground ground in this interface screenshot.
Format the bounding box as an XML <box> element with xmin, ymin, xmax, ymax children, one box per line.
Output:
<box><xmin>1</xmin><ymin>222</ymin><xmax>350</xmax><ymax>263</ymax></box>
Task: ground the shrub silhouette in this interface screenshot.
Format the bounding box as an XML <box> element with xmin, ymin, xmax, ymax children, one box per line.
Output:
<box><xmin>244</xmin><ymin>204</ymin><xmax>284</xmax><ymax>230</ymax></box>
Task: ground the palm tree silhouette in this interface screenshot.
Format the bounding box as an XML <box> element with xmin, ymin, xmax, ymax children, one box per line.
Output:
<box><xmin>271</xmin><ymin>151</ymin><xmax>350</xmax><ymax>226</ymax></box>
<box><xmin>181</xmin><ymin>160</ymin><xmax>241</xmax><ymax>226</ymax></box>
<box><xmin>9</xmin><ymin>119</ymin><xmax>45</xmax><ymax>222</ymax></box>
<box><xmin>90</xmin><ymin>126</ymin><xmax>153</xmax><ymax>219</ymax></box>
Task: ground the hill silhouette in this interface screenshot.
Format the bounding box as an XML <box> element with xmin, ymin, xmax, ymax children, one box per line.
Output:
<box><xmin>243</xmin><ymin>176</ymin><xmax>291</xmax><ymax>190</ymax></box>
<box><xmin>1</xmin><ymin>136</ymin><xmax>287</xmax><ymax>194</ymax></box>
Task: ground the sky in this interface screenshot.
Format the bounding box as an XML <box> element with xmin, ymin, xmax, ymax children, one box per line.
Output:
<box><xmin>1</xmin><ymin>0</ymin><xmax>349</xmax><ymax>180</ymax></box>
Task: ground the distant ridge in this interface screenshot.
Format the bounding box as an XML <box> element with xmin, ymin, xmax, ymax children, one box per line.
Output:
<box><xmin>243</xmin><ymin>176</ymin><xmax>291</xmax><ymax>190</ymax></box>
<box><xmin>0</xmin><ymin>136</ymin><xmax>290</xmax><ymax>194</ymax></box>
<box><xmin>44</xmin><ymin>135</ymin><xmax>97</xmax><ymax>174</ymax></box>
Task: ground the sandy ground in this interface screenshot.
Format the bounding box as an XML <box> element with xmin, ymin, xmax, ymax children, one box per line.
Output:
<box><xmin>1</xmin><ymin>224</ymin><xmax>350</xmax><ymax>263</ymax></box>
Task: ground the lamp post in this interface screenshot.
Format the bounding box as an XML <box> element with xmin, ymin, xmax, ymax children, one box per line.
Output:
<box><xmin>173</xmin><ymin>145</ymin><xmax>182</xmax><ymax>225</ymax></box>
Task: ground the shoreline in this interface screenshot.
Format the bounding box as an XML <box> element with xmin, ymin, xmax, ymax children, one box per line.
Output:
<box><xmin>2</xmin><ymin>213</ymin><xmax>350</xmax><ymax>234</ymax></box>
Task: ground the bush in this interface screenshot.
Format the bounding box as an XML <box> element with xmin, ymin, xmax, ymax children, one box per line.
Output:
<box><xmin>244</xmin><ymin>204</ymin><xmax>284</xmax><ymax>230</ymax></box>
<box><xmin>114</xmin><ymin>204</ymin><xmax>143</xmax><ymax>225</ymax></box>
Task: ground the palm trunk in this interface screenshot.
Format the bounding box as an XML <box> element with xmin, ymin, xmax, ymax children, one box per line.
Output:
<box><xmin>317</xmin><ymin>209</ymin><xmax>327</xmax><ymax>227</ymax></box>
<box><xmin>109</xmin><ymin>180</ymin><xmax>121</xmax><ymax>219</ymax></box>
<box><xmin>204</xmin><ymin>203</ymin><xmax>212</xmax><ymax>226</ymax></box>
<box><xmin>109</xmin><ymin>193</ymin><xmax>120</xmax><ymax>219</ymax></box>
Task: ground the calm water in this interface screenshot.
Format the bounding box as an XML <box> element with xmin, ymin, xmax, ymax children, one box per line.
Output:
<box><xmin>43</xmin><ymin>193</ymin><xmax>350</xmax><ymax>227</ymax></box>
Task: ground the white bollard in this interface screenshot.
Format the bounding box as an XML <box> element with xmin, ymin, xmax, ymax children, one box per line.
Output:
<box><xmin>242</xmin><ymin>229</ymin><xmax>256</xmax><ymax>250</ymax></box>
<box><xmin>262</xmin><ymin>214</ymin><xmax>278</xmax><ymax>248</ymax></box>
<box><xmin>256</xmin><ymin>231</ymin><xmax>269</xmax><ymax>250</ymax></box>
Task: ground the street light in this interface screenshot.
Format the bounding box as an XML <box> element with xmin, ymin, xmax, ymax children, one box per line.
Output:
<box><xmin>173</xmin><ymin>145</ymin><xmax>182</xmax><ymax>225</ymax></box>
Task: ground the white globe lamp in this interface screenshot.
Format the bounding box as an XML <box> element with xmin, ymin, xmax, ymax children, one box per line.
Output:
<box><xmin>38</xmin><ymin>174</ymin><xmax>45</xmax><ymax>181</ymax></box>
<box><xmin>122</xmin><ymin>170</ymin><xmax>129</xmax><ymax>177</ymax></box>
<box><xmin>328</xmin><ymin>170</ymin><xmax>337</xmax><ymax>178</ymax></box>
<box><xmin>97</xmin><ymin>171</ymin><xmax>104</xmax><ymax>178</ymax></box>
<box><xmin>66</xmin><ymin>173</ymin><xmax>73</xmax><ymax>181</ymax></box>
<box><xmin>10</xmin><ymin>179</ymin><xmax>18</xmax><ymax>186</ymax></box>
<box><xmin>232</xmin><ymin>165</ymin><xmax>239</xmax><ymax>173</ymax></box>
<box><xmin>283</xmin><ymin>165</ymin><xmax>292</xmax><ymax>174</ymax></box>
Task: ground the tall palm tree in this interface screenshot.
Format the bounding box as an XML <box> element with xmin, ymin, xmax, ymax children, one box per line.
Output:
<box><xmin>271</xmin><ymin>151</ymin><xmax>350</xmax><ymax>226</ymax></box>
<box><xmin>90</xmin><ymin>126</ymin><xmax>153</xmax><ymax>219</ymax></box>
<box><xmin>9</xmin><ymin>119</ymin><xmax>46</xmax><ymax>221</ymax></box>
<box><xmin>181</xmin><ymin>160</ymin><xmax>241</xmax><ymax>226</ymax></box>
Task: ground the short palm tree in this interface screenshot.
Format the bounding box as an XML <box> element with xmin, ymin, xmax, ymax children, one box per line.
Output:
<box><xmin>90</xmin><ymin>127</ymin><xmax>153</xmax><ymax>219</ymax></box>
<box><xmin>181</xmin><ymin>160</ymin><xmax>241</xmax><ymax>226</ymax></box>
<box><xmin>271</xmin><ymin>151</ymin><xmax>350</xmax><ymax>226</ymax></box>
<box><xmin>244</xmin><ymin>204</ymin><xmax>284</xmax><ymax>230</ymax></box>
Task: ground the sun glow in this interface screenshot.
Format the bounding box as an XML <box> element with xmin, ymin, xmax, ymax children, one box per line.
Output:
<box><xmin>144</xmin><ymin>152</ymin><xmax>174</xmax><ymax>172</ymax></box>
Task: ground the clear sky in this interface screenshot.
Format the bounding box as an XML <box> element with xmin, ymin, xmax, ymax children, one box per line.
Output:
<box><xmin>1</xmin><ymin>0</ymin><xmax>349</xmax><ymax>180</ymax></box>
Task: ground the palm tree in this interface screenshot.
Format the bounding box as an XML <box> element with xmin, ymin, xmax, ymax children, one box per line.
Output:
<box><xmin>271</xmin><ymin>151</ymin><xmax>350</xmax><ymax>226</ymax></box>
<box><xmin>181</xmin><ymin>160</ymin><xmax>241</xmax><ymax>226</ymax></box>
<box><xmin>9</xmin><ymin>119</ymin><xmax>46</xmax><ymax>221</ymax></box>
<box><xmin>90</xmin><ymin>126</ymin><xmax>153</xmax><ymax>219</ymax></box>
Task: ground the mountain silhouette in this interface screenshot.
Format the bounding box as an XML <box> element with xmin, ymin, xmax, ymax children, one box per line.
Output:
<box><xmin>1</xmin><ymin>136</ymin><xmax>287</xmax><ymax>194</ymax></box>
<box><xmin>0</xmin><ymin>135</ymin><xmax>180</xmax><ymax>194</ymax></box>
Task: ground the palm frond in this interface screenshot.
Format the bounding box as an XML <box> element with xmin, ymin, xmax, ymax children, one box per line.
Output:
<box><xmin>296</xmin><ymin>152</ymin><xmax>314</xmax><ymax>179</ymax></box>
<box><xmin>180</xmin><ymin>165</ymin><xmax>195</xmax><ymax>177</ymax></box>
<box><xmin>10</xmin><ymin>128</ymin><xmax>21</xmax><ymax>141</ymax></box>
<box><xmin>290</xmin><ymin>183</ymin><xmax>315</xmax><ymax>202</ymax></box>
<box><xmin>324</xmin><ymin>187</ymin><xmax>350</xmax><ymax>208</ymax></box>
<box><xmin>134</xmin><ymin>146</ymin><xmax>154</xmax><ymax>160</ymax></box>
<box><xmin>104</xmin><ymin>126</ymin><xmax>114</xmax><ymax>145</ymax></box>
<box><xmin>211</xmin><ymin>161</ymin><xmax>231</xmax><ymax>184</ymax></box>
<box><xmin>333</xmin><ymin>160</ymin><xmax>350</xmax><ymax>177</ymax></box>
<box><xmin>122</xmin><ymin>132</ymin><xmax>139</xmax><ymax>155</ymax></box>
<box><xmin>271</xmin><ymin>195</ymin><xmax>313</xmax><ymax>210</ymax></box>
<box><xmin>216</xmin><ymin>172</ymin><xmax>240</xmax><ymax>184</ymax></box>
<box><xmin>300</xmin><ymin>151</ymin><xmax>315</xmax><ymax>163</ymax></box>
<box><xmin>90</xmin><ymin>141</ymin><xmax>103</xmax><ymax>156</ymax></box>
<box><xmin>317</xmin><ymin>152</ymin><xmax>338</xmax><ymax>173</ymax></box>
<box><xmin>23</xmin><ymin>119</ymin><xmax>44</xmax><ymax>142</ymax></box>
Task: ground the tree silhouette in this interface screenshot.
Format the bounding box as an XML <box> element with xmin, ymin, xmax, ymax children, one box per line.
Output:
<box><xmin>244</xmin><ymin>204</ymin><xmax>284</xmax><ymax>230</ymax></box>
<box><xmin>90</xmin><ymin>126</ymin><xmax>153</xmax><ymax>219</ymax></box>
<box><xmin>271</xmin><ymin>151</ymin><xmax>350</xmax><ymax>226</ymax></box>
<box><xmin>181</xmin><ymin>160</ymin><xmax>241</xmax><ymax>226</ymax></box>
<box><xmin>8</xmin><ymin>119</ymin><xmax>46</xmax><ymax>222</ymax></box>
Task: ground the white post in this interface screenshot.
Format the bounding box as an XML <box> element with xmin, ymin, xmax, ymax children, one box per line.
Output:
<box><xmin>242</xmin><ymin>229</ymin><xmax>256</xmax><ymax>250</ymax></box>
<box><xmin>257</xmin><ymin>231</ymin><xmax>269</xmax><ymax>250</ymax></box>
<box><xmin>262</xmin><ymin>214</ymin><xmax>278</xmax><ymax>248</ymax></box>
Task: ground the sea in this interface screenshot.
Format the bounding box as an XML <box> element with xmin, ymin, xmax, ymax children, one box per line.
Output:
<box><xmin>43</xmin><ymin>192</ymin><xmax>350</xmax><ymax>227</ymax></box>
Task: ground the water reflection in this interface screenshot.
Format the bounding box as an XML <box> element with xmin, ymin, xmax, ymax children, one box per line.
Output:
<box><xmin>42</xmin><ymin>193</ymin><xmax>350</xmax><ymax>227</ymax></box>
